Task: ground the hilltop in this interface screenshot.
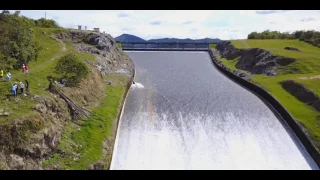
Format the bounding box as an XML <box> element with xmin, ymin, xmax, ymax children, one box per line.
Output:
<box><xmin>213</xmin><ymin>31</ymin><xmax>320</xmax><ymax>152</ymax></box>
<box><xmin>114</xmin><ymin>33</ymin><xmax>146</xmax><ymax>43</ymax></box>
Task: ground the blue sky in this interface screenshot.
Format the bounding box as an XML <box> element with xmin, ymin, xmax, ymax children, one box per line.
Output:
<box><xmin>13</xmin><ymin>10</ymin><xmax>320</xmax><ymax>40</ymax></box>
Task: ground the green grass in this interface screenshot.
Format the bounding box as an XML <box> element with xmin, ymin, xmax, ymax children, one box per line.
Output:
<box><xmin>252</xmin><ymin>74</ymin><xmax>320</xmax><ymax>148</ymax></box>
<box><xmin>232</xmin><ymin>39</ymin><xmax>320</xmax><ymax>74</ymax></box>
<box><xmin>43</xmin><ymin>75</ymin><xmax>126</xmax><ymax>170</ymax></box>
<box><xmin>216</xmin><ymin>55</ymin><xmax>239</xmax><ymax>71</ymax></box>
<box><xmin>296</xmin><ymin>78</ymin><xmax>320</xmax><ymax>96</ymax></box>
<box><xmin>0</xmin><ymin>28</ymin><xmax>66</xmax><ymax>122</ymax></box>
<box><xmin>217</xmin><ymin>39</ymin><xmax>320</xmax><ymax>149</ymax></box>
<box><xmin>116</xmin><ymin>42</ymin><xmax>122</xmax><ymax>49</ymax></box>
<box><xmin>209</xmin><ymin>44</ymin><xmax>217</xmax><ymax>49</ymax></box>
<box><xmin>64</xmin><ymin>41</ymin><xmax>96</xmax><ymax>62</ymax></box>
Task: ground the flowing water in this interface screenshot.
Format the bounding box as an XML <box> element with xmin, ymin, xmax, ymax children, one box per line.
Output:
<box><xmin>110</xmin><ymin>51</ymin><xmax>318</xmax><ymax>170</ymax></box>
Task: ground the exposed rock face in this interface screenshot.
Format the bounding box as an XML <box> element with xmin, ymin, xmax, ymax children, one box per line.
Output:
<box><xmin>84</xmin><ymin>33</ymin><xmax>115</xmax><ymax>51</ymax></box>
<box><xmin>215</xmin><ymin>41</ymin><xmax>295</xmax><ymax>76</ymax></box>
<box><xmin>0</xmin><ymin>96</ymin><xmax>69</xmax><ymax>170</ymax></box>
<box><xmin>216</xmin><ymin>41</ymin><xmax>243</xmax><ymax>59</ymax></box>
<box><xmin>284</xmin><ymin>47</ymin><xmax>301</xmax><ymax>52</ymax></box>
<box><xmin>281</xmin><ymin>80</ymin><xmax>320</xmax><ymax>112</ymax></box>
<box><xmin>57</xmin><ymin>30</ymin><xmax>134</xmax><ymax>78</ymax></box>
<box><xmin>88</xmin><ymin>161</ymin><xmax>104</xmax><ymax>170</ymax></box>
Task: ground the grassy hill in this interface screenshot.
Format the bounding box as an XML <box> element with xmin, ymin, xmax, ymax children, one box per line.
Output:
<box><xmin>218</xmin><ymin>39</ymin><xmax>320</xmax><ymax>149</ymax></box>
<box><xmin>0</xmin><ymin>27</ymin><xmax>129</xmax><ymax>170</ymax></box>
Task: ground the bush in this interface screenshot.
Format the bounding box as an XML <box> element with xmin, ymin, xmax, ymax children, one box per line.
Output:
<box><xmin>55</xmin><ymin>53</ymin><xmax>89</xmax><ymax>86</ymax></box>
<box><xmin>34</xmin><ymin>18</ymin><xmax>59</xmax><ymax>28</ymax></box>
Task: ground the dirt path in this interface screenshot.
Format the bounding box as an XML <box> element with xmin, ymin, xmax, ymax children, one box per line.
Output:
<box><xmin>31</xmin><ymin>37</ymin><xmax>67</xmax><ymax>74</ymax></box>
<box><xmin>51</xmin><ymin>36</ymin><xmax>66</xmax><ymax>61</ymax></box>
<box><xmin>298</xmin><ymin>75</ymin><xmax>320</xmax><ymax>80</ymax></box>
<box><xmin>240</xmin><ymin>40</ymin><xmax>250</xmax><ymax>49</ymax></box>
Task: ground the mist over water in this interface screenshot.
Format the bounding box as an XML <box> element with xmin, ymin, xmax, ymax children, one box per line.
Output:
<box><xmin>110</xmin><ymin>51</ymin><xmax>318</xmax><ymax>170</ymax></box>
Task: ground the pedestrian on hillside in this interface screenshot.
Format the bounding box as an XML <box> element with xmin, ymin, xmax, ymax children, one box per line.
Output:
<box><xmin>25</xmin><ymin>80</ymin><xmax>29</xmax><ymax>92</ymax></box>
<box><xmin>20</xmin><ymin>82</ymin><xmax>25</xmax><ymax>94</ymax></box>
<box><xmin>6</xmin><ymin>72</ymin><xmax>11</xmax><ymax>81</ymax></box>
<box><xmin>0</xmin><ymin>69</ymin><xmax>3</xmax><ymax>80</ymax></box>
<box><xmin>12</xmin><ymin>83</ymin><xmax>17</xmax><ymax>97</ymax></box>
<box><xmin>14</xmin><ymin>82</ymin><xmax>18</xmax><ymax>96</ymax></box>
<box><xmin>25</xmin><ymin>65</ymin><xmax>29</xmax><ymax>75</ymax></box>
<box><xmin>22</xmin><ymin>64</ymin><xmax>25</xmax><ymax>73</ymax></box>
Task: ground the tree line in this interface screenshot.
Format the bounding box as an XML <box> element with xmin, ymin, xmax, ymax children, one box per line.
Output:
<box><xmin>247</xmin><ymin>30</ymin><xmax>320</xmax><ymax>47</ymax></box>
<box><xmin>0</xmin><ymin>10</ymin><xmax>59</xmax><ymax>70</ymax></box>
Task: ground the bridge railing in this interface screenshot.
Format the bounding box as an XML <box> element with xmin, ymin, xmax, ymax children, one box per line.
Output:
<box><xmin>117</xmin><ymin>41</ymin><xmax>214</xmax><ymax>51</ymax></box>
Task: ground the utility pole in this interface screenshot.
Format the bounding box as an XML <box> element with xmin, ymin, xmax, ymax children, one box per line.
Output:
<box><xmin>45</xmin><ymin>11</ymin><xmax>46</xmax><ymax>19</ymax></box>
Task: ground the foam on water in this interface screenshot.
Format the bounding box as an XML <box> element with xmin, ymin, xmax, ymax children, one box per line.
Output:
<box><xmin>131</xmin><ymin>82</ymin><xmax>144</xmax><ymax>89</ymax></box>
<box><xmin>111</xmin><ymin>110</ymin><xmax>317</xmax><ymax>170</ymax></box>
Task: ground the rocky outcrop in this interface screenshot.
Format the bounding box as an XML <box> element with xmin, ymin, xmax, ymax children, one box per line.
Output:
<box><xmin>280</xmin><ymin>80</ymin><xmax>320</xmax><ymax>112</ymax></box>
<box><xmin>88</xmin><ymin>161</ymin><xmax>104</xmax><ymax>170</ymax></box>
<box><xmin>0</xmin><ymin>95</ymin><xmax>70</xmax><ymax>170</ymax></box>
<box><xmin>57</xmin><ymin>31</ymin><xmax>134</xmax><ymax>78</ymax></box>
<box><xmin>215</xmin><ymin>41</ymin><xmax>295</xmax><ymax>76</ymax></box>
<box><xmin>284</xmin><ymin>47</ymin><xmax>301</xmax><ymax>52</ymax></box>
<box><xmin>216</xmin><ymin>41</ymin><xmax>243</xmax><ymax>59</ymax></box>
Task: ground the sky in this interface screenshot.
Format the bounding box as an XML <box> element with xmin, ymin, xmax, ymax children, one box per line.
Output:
<box><xmin>12</xmin><ymin>10</ymin><xmax>320</xmax><ymax>40</ymax></box>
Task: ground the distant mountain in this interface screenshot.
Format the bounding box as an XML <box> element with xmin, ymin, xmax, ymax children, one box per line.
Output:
<box><xmin>115</xmin><ymin>34</ymin><xmax>146</xmax><ymax>43</ymax></box>
<box><xmin>115</xmin><ymin>34</ymin><xmax>221</xmax><ymax>43</ymax></box>
<box><xmin>148</xmin><ymin>37</ymin><xmax>221</xmax><ymax>43</ymax></box>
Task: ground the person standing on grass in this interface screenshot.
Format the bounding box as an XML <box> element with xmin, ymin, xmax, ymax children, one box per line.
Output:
<box><xmin>25</xmin><ymin>80</ymin><xmax>29</xmax><ymax>92</ymax></box>
<box><xmin>6</xmin><ymin>71</ymin><xmax>11</xmax><ymax>81</ymax></box>
<box><xmin>22</xmin><ymin>64</ymin><xmax>25</xmax><ymax>73</ymax></box>
<box><xmin>14</xmin><ymin>82</ymin><xmax>18</xmax><ymax>96</ymax></box>
<box><xmin>20</xmin><ymin>82</ymin><xmax>25</xmax><ymax>94</ymax></box>
<box><xmin>25</xmin><ymin>65</ymin><xmax>29</xmax><ymax>75</ymax></box>
<box><xmin>0</xmin><ymin>69</ymin><xmax>3</xmax><ymax>80</ymax></box>
<box><xmin>12</xmin><ymin>83</ymin><xmax>17</xmax><ymax>97</ymax></box>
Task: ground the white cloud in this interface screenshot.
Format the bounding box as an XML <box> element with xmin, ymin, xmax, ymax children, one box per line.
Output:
<box><xmin>14</xmin><ymin>10</ymin><xmax>320</xmax><ymax>40</ymax></box>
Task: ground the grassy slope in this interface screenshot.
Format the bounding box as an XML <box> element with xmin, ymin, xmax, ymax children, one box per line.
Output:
<box><xmin>116</xmin><ymin>42</ymin><xmax>122</xmax><ymax>49</ymax></box>
<box><xmin>0</xmin><ymin>27</ymin><xmax>128</xmax><ymax>169</ymax></box>
<box><xmin>0</xmin><ymin>28</ymin><xmax>66</xmax><ymax>122</ymax></box>
<box><xmin>219</xmin><ymin>39</ymin><xmax>320</xmax><ymax>148</ymax></box>
<box><xmin>209</xmin><ymin>44</ymin><xmax>217</xmax><ymax>49</ymax></box>
<box><xmin>42</xmin><ymin>33</ymin><xmax>128</xmax><ymax>170</ymax></box>
<box><xmin>43</xmin><ymin>81</ymin><xmax>125</xmax><ymax>170</ymax></box>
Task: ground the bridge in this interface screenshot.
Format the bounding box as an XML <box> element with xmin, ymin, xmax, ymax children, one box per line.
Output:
<box><xmin>116</xmin><ymin>41</ymin><xmax>213</xmax><ymax>51</ymax></box>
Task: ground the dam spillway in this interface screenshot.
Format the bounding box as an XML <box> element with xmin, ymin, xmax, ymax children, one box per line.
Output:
<box><xmin>110</xmin><ymin>51</ymin><xmax>318</xmax><ymax>170</ymax></box>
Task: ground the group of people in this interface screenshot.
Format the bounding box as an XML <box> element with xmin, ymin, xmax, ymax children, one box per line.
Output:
<box><xmin>12</xmin><ymin>81</ymin><xmax>28</xmax><ymax>97</ymax></box>
<box><xmin>0</xmin><ymin>64</ymin><xmax>31</xmax><ymax>98</ymax></box>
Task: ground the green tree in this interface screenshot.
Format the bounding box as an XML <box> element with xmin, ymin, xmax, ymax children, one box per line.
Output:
<box><xmin>55</xmin><ymin>53</ymin><xmax>89</xmax><ymax>86</ymax></box>
<box><xmin>34</xmin><ymin>18</ymin><xmax>59</xmax><ymax>28</ymax></box>
<box><xmin>0</xmin><ymin>10</ymin><xmax>41</xmax><ymax>69</ymax></box>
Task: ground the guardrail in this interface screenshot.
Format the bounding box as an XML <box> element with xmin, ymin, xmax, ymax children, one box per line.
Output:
<box><xmin>118</xmin><ymin>42</ymin><xmax>211</xmax><ymax>51</ymax></box>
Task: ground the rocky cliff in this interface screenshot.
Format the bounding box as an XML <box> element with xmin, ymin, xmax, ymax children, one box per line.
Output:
<box><xmin>215</xmin><ymin>41</ymin><xmax>295</xmax><ymax>76</ymax></box>
<box><xmin>57</xmin><ymin>30</ymin><xmax>134</xmax><ymax>78</ymax></box>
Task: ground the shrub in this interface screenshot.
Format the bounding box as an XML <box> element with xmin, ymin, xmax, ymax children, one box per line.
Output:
<box><xmin>55</xmin><ymin>53</ymin><xmax>89</xmax><ymax>86</ymax></box>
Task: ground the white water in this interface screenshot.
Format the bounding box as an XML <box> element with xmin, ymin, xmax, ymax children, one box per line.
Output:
<box><xmin>110</xmin><ymin>51</ymin><xmax>318</xmax><ymax>170</ymax></box>
<box><xmin>131</xmin><ymin>82</ymin><xmax>144</xmax><ymax>89</ymax></box>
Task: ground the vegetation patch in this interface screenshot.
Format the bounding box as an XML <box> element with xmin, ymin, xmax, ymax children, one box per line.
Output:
<box><xmin>43</xmin><ymin>76</ymin><xmax>126</xmax><ymax>170</ymax></box>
